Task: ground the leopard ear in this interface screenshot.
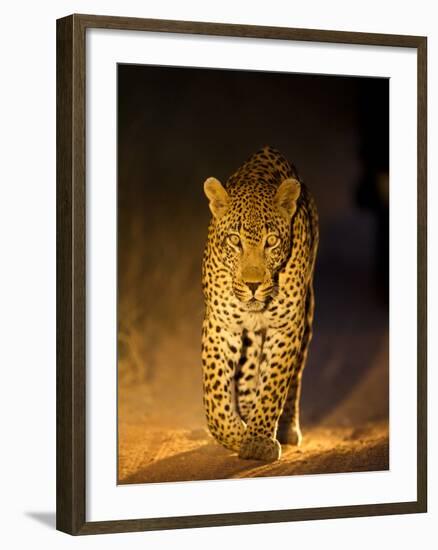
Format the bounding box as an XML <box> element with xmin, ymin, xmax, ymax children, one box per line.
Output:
<box><xmin>275</xmin><ymin>178</ymin><xmax>301</xmax><ymax>219</ymax></box>
<box><xmin>203</xmin><ymin>177</ymin><xmax>230</xmax><ymax>219</ymax></box>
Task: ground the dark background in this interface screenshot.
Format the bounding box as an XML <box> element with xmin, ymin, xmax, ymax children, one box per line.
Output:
<box><xmin>117</xmin><ymin>64</ymin><xmax>389</xmax><ymax>435</ymax></box>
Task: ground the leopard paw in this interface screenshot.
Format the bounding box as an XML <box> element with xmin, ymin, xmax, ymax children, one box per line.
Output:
<box><xmin>239</xmin><ymin>434</ymin><xmax>281</xmax><ymax>462</ymax></box>
<box><xmin>277</xmin><ymin>424</ymin><xmax>303</xmax><ymax>446</ymax></box>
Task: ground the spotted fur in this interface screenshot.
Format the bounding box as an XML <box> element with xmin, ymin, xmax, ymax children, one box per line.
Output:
<box><xmin>201</xmin><ymin>146</ymin><xmax>319</xmax><ymax>461</ymax></box>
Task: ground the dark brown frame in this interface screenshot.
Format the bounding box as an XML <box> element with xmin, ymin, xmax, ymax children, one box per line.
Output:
<box><xmin>57</xmin><ymin>13</ymin><xmax>428</xmax><ymax>535</ymax></box>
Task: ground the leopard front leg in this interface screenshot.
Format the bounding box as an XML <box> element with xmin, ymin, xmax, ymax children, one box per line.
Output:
<box><xmin>202</xmin><ymin>318</ymin><xmax>245</xmax><ymax>453</ymax></box>
<box><xmin>239</xmin><ymin>326</ymin><xmax>301</xmax><ymax>461</ymax></box>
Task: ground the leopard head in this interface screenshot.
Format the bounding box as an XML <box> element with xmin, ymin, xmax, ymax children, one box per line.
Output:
<box><xmin>204</xmin><ymin>176</ymin><xmax>301</xmax><ymax>311</ymax></box>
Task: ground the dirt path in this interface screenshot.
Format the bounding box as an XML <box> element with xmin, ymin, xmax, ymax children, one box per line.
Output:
<box><xmin>118</xmin><ymin>421</ymin><xmax>388</xmax><ymax>484</ymax></box>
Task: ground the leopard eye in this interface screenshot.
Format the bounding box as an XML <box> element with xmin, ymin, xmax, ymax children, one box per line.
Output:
<box><xmin>266</xmin><ymin>234</ymin><xmax>280</xmax><ymax>248</ymax></box>
<box><xmin>227</xmin><ymin>234</ymin><xmax>241</xmax><ymax>247</ymax></box>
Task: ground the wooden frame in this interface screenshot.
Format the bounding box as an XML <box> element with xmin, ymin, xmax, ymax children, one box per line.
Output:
<box><xmin>56</xmin><ymin>13</ymin><xmax>427</xmax><ymax>535</ymax></box>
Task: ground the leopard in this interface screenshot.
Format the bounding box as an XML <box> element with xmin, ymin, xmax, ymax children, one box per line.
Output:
<box><xmin>201</xmin><ymin>146</ymin><xmax>319</xmax><ymax>462</ymax></box>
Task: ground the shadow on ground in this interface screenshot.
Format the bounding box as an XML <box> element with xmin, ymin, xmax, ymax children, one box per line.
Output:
<box><xmin>25</xmin><ymin>512</ymin><xmax>56</xmax><ymax>529</ymax></box>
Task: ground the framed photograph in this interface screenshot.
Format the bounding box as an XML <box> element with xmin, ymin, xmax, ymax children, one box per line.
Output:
<box><xmin>56</xmin><ymin>14</ymin><xmax>427</xmax><ymax>535</ymax></box>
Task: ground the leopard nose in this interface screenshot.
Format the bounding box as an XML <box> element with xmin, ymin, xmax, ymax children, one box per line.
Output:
<box><xmin>247</xmin><ymin>282</ymin><xmax>261</xmax><ymax>295</ymax></box>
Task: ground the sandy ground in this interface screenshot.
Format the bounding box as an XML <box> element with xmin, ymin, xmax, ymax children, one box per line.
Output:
<box><xmin>119</xmin><ymin>420</ymin><xmax>388</xmax><ymax>484</ymax></box>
